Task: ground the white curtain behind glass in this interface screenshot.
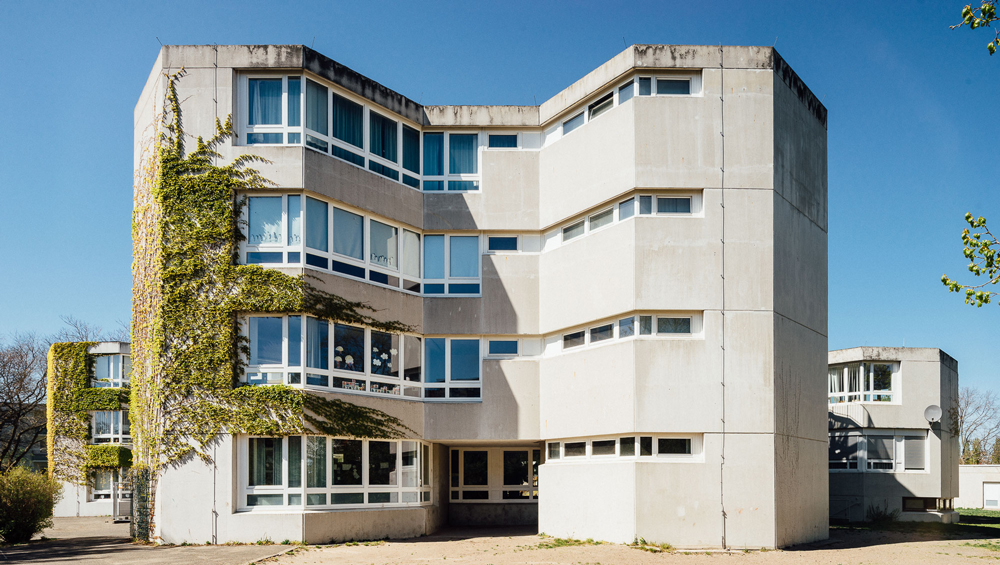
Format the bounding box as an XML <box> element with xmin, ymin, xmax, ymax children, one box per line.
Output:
<box><xmin>248</xmin><ymin>197</ymin><xmax>282</xmax><ymax>245</ymax></box>
<box><xmin>369</xmin><ymin>220</ymin><xmax>397</xmax><ymax>269</ymax></box>
<box><xmin>249</xmin><ymin>79</ymin><xmax>282</xmax><ymax>126</ymax></box>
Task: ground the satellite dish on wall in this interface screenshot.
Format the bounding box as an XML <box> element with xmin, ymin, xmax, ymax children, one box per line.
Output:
<box><xmin>924</xmin><ymin>405</ymin><xmax>943</xmax><ymax>424</ymax></box>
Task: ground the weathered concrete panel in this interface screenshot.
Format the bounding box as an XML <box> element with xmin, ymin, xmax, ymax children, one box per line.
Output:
<box><xmin>775</xmin><ymin>435</ymin><xmax>828</xmax><ymax>546</ymax></box>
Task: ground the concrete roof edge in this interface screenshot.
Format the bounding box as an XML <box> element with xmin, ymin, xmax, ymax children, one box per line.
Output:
<box><xmin>771</xmin><ymin>48</ymin><xmax>828</xmax><ymax>129</ymax></box>
<box><xmin>828</xmin><ymin>346</ymin><xmax>954</xmax><ymax>365</ymax></box>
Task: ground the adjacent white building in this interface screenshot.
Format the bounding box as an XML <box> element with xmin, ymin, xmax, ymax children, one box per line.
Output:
<box><xmin>133</xmin><ymin>43</ymin><xmax>830</xmax><ymax>548</ymax></box>
<box><xmin>828</xmin><ymin>347</ymin><xmax>960</xmax><ymax>523</ymax></box>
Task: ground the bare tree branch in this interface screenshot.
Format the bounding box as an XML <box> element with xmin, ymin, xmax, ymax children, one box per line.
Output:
<box><xmin>0</xmin><ymin>333</ymin><xmax>47</xmax><ymax>472</ymax></box>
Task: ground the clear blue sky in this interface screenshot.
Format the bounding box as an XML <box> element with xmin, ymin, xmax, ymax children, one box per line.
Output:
<box><xmin>0</xmin><ymin>1</ymin><xmax>997</xmax><ymax>388</ymax></box>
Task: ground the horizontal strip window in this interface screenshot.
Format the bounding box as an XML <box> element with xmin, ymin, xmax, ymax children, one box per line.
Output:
<box><xmin>557</xmin><ymin>313</ymin><xmax>702</xmax><ymax>353</ymax></box>
<box><xmin>450</xmin><ymin>447</ymin><xmax>539</xmax><ymax>503</ymax></box>
<box><xmin>547</xmin><ymin>192</ymin><xmax>702</xmax><ymax>251</ymax></box>
<box><xmin>241</xmin><ymin>436</ymin><xmax>432</xmax><ymax>511</ymax></box>
<box><xmin>829</xmin><ymin>431</ymin><xmax>927</xmax><ymax>473</ymax></box>
<box><xmin>243</xmin><ymin>315</ymin><xmax>483</xmax><ymax>402</ymax></box>
<box><xmin>240</xmin><ymin>74</ymin><xmax>491</xmax><ymax>193</ymax></box>
<box><xmin>546</xmin><ymin>435</ymin><xmax>700</xmax><ymax>461</ymax></box>
<box><xmin>829</xmin><ymin>362</ymin><xmax>896</xmax><ymax>404</ymax></box>
<box><xmin>242</xmin><ymin>193</ymin><xmax>485</xmax><ymax>297</ymax></box>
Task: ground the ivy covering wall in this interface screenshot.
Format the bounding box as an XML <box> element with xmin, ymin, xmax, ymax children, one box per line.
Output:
<box><xmin>129</xmin><ymin>70</ymin><xmax>412</xmax><ymax>534</ymax></box>
<box><xmin>46</xmin><ymin>342</ymin><xmax>132</xmax><ymax>484</ymax></box>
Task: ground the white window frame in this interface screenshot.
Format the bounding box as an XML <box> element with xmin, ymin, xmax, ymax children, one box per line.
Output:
<box><xmin>92</xmin><ymin>410</ymin><xmax>130</xmax><ymax>445</ymax></box>
<box><xmin>485</xmin><ymin>132</ymin><xmax>521</xmax><ymax>151</ymax></box>
<box><xmin>828</xmin><ymin>430</ymin><xmax>927</xmax><ymax>474</ymax></box>
<box><xmin>485</xmin><ymin>338</ymin><xmax>520</xmax><ymax>358</ymax></box>
<box><xmin>92</xmin><ymin>354</ymin><xmax>130</xmax><ymax>388</ymax></box>
<box><xmin>240</xmin><ymin>436</ymin><xmax>433</xmax><ymax>511</ymax></box>
<box><xmin>241</xmin><ymin>74</ymin><xmax>304</xmax><ymax>146</ymax></box>
<box><xmin>545</xmin><ymin>435</ymin><xmax>702</xmax><ymax>462</ymax></box>
<box><xmin>827</xmin><ymin>362</ymin><xmax>899</xmax><ymax>405</ymax></box>
<box><xmin>557</xmin><ymin>312</ymin><xmax>704</xmax><ymax>353</ymax></box>
<box><xmin>485</xmin><ymin>234</ymin><xmax>520</xmax><ymax>254</ymax></box>
<box><xmin>422</xmin><ymin>337</ymin><xmax>484</xmax><ymax>401</ymax></box>
<box><xmin>422</xmin><ymin>234</ymin><xmax>483</xmax><ymax>297</ymax></box>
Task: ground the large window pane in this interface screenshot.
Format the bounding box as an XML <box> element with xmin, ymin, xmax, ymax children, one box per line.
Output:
<box><xmin>449</xmin><ymin>236</ymin><xmax>479</xmax><ymax>278</ymax></box>
<box><xmin>657</xmin><ymin>197</ymin><xmax>691</xmax><ymax>214</ymax></box>
<box><xmin>401</xmin><ymin>230</ymin><xmax>420</xmax><ymax>278</ymax></box>
<box><xmin>94</xmin><ymin>357</ymin><xmax>112</xmax><ymax>387</ymax></box>
<box><xmin>503</xmin><ymin>451</ymin><xmax>529</xmax><ymax>486</ymax></box>
<box><xmin>402</xmin><ymin>441</ymin><xmax>419</xmax><ymax>488</ymax></box>
<box><xmin>450</xmin><ymin>339</ymin><xmax>480</xmax><ymax>381</ymax></box>
<box><xmin>657</xmin><ymin>79</ymin><xmax>691</xmax><ymax>95</ymax></box>
<box><xmin>369</xmin><ymin>441</ymin><xmax>397</xmax><ymax>486</ymax></box>
<box><xmin>657</xmin><ymin>317</ymin><xmax>691</xmax><ymax>334</ymax></box>
<box><xmin>369</xmin><ymin>220</ymin><xmax>398</xmax><ymax>270</ymax></box>
<box><xmin>305</xmin><ymin>79</ymin><xmax>328</xmax><ymax>135</ymax></box>
<box><xmin>872</xmin><ymin>364</ymin><xmax>893</xmax><ymax>391</ymax></box>
<box><xmin>334</xmin><ymin>324</ymin><xmax>365</xmax><ymax>373</ymax></box>
<box><xmin>306</xmin><ymin>317</ymin><xmax>328</xmax><ymax>370</ymax></box>
<box><xmin>333</xmin><ymin>208</ymin><xmax>363</xmax><ymax>260</ymax></box>
<box><xmin>619</xmin><ymin>81</ymin><xmax>635</xmax><ymax>103</ymax></box>
<box><xmin>306</xmin><ymin>436</ymin><xmax>326</xmax><ymax>488</ymax></box>
<box><xmin>449</xmin><ymin>134</ymin><xmax>478</xmax><ymax>175</ymax></box>
<box><xmin>423</xmin><ymin>235</ymin><xmax>445</xmax><ymax>279</ymax></box>
<box><xmin>403</xmin><ymin>125</ymin><xmax>420</xmax><ymax>174</ymax></box>
<box><xmin>287</xmin><ymin>195</ymin><xmax>302</xmax><ymax>246</ymax></box>
<box><xmin>332</xmin><ymin>92</ymin><xmax>363</xmax><ymax>148</ymax></box>
<box><xmin>305</xmin><ymin>197</ymin><xmax>328</xmax><ymax>252</ymax></box>
<box><xmin>867</xmin><ymin>436</ymin><xmax>894</xmax><ymax>461</ymax></box>
<box><xmin>404</xmin><ymin>335</ymin><xmax>421</xmax><ymax>382</ymax></box>
<box><xmin>563</xmin><ymin>112</ymin><xmax>584</xmax><ymax>135</ymax></box>
<box><xmin>463</xmin><ymin>451</ymin><xmax>488</xmax><ymax>485</ymax></box>
<box><xmin>287</xmin><ymin>77</ymin><xmax>301</xmax><ymax>127</ymax></box>
<box><xmin>369</xmin><ymin>112</ymin><xmax>398</xmax><ymax>163</ymax></box>
<box><xmin>248</xmin><ymin>79</ymin><xmax>282</xmax><ymax>125</ymax></box>
<box><xmin>332</xmin><ymin>439</ymin><xmax>362</xmax><ymax>485</ymax></box>
<box><xmin>248</xmin><ymin>197</ymin><xmax>282</xmax><ymax>245</ymax></box>
<box><xmin>287</xmin><ymin>315</ymin><xmax>301</xmax><ymax>366</ymax></box>
<box><xmin>249</xmin><ymin>317</ymin><xmax>283</xmax><ymax>365</ymax></box>
<box><xmin>288</xmin><ymin>436</ymin><xmax>302</xmax><ymax>488</ymax></box>
<box><xmin>425</xmin><ymin>338</ymin><xmax>445</xmax><ymax>383</ymax></box>
<box><xmin>94</xmin><ymin>412</ymin><xmax>111</xmax><ymax>435</ymax></box>
<box><xmin>370</xmin><ymin>331</ymin><xmax>399</xmax><ymax>377</ymax></box>
<box><xmin>249</xmin><ymin>438</ymin><xmax>282</xmax><ymax>486</ymax></box>
<box><xmin>424</xmin><ymin>133</ymin><xmax>444</xmax><ymax>176</ymax></box>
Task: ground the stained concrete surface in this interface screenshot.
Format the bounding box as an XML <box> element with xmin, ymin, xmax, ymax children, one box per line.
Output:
<box><xmin>7</xmin><ymin>517</ymin><xmax>286</xmax><ymax>564</ymax></box>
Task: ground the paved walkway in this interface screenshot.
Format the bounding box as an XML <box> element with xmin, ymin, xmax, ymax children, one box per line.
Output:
<box><xmin>5</xmin><ymin>517</ymin><xmax>287</xmax><ymax>564</ymax></box>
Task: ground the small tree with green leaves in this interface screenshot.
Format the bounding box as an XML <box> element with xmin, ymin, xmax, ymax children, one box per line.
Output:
<box><xmin>971</xmin><ymin>438</ymin><xmax>986</xmax><ymax>465</ymax></box>
<box><xmin>953</xmin><ymin>2</ymin><xmax>1000</xmax><ymax>54</ymax></box>
<box><xmin>990</xmin><ymin>438</ymin><xmax>1000</xmax><ymax>464</ymax></box>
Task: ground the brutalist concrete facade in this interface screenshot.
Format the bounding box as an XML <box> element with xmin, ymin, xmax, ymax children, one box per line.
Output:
<box><xmin>134</xmin><ymin>44</ymin><xmax>829</xmax><ymax>548</ymax></box>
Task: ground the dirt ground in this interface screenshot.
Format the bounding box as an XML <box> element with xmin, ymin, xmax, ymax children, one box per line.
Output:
<box><xmin>266</xmin><ymin>526</ymin><xmax>1000</xmax><ymax>565</ymax></box>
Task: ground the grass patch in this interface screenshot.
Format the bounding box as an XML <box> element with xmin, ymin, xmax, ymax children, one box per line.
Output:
<box><xmin>966</xmin><ymin>540</ymin><xmax>1000</xmax><ymax>551</ymax></box>
<box><xmin>530</xmin><ymin>536</ymin><xmax>602</xmax><ymax>550</ymax></box>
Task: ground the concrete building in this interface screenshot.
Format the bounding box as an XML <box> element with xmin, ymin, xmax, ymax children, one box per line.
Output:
<box><xmin>132</xmin><ymin>44</ymin><xmax>829</xmax><ymax>548</ymax></box>
<box><xmin>956</xmin><ymin>465</ymin><xmax>1000</xmax><ymax>509</ymax></box>
<box><xmin>828</xmin><ymin>347</ymin><xmax>960</xmax><ymax>523</ymax></box>
<box><xmin>50</xmin><ymin>342</ymin><xmax>132</xmax><ymax>518</ymax></box>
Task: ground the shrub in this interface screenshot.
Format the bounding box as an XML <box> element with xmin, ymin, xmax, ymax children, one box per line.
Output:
<box><xmin>0</xmin><ymin>467</ymin><xmax>62</xmax><ymax>544</ymax></box>
<box><xmin>865</xmin><ymin>499</ymin><xmax>900</xmax><ymax>523</ymax></box>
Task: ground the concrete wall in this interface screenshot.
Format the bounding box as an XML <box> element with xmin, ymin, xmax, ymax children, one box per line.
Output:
<box><xmin>449</xmin><ymin>503</ymin><xmax>537</xmax><ymax>527</ymax></box>
<box><xmin>54</xmin><ymin>482</ymin><xmax>113</xmax><ymax>517</ymax></box>
<box><xmin>957</xmin><ymin>465</ymin><xmax>1000</xmax><ymax>508</ymax></box>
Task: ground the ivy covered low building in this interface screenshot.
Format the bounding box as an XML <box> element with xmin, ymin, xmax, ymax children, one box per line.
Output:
<box><xmin>130</xmin><ymin>44</ymin><xmax>829</xmax><ymax>548</ymax></box>
<box><xmin>47</xmin><ymin>341</ymin><xmax>132</xmax><ymax>517</ymax></box>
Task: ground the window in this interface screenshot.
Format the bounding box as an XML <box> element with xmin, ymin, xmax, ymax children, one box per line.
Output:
<box><xmin>592</xmin><ymin>440</ymin><xmax>616</xmax><ymax>456</ymax></box>
<box><xmin>332</xmin><ymin>92</ymin><xmax>363</xmax><ymax>148</ymax></box>
<box><xmin>245</xmin><ymin>76</ymin><xmax>303</xmax><ymax>145</ymax></box>
<box><xmin>562</xmin><ymin>221</ymin><xmax>584</xmax><ymax>242</ymax></box>
<box><xmin>590</xmin><ymin>324</ymin><xmax>613</xmax><ymax>343</ymax></box>
<box><xmin>658</xmin><ymin>438</ymin><xmax>691</xmax><ymax>455</ymax></box>
<box><xmin>450</xmin><ymin>447</ymin><xmax>537</xmax><ymax>502</ymax></box>
<box><xmin>564</xmin><ymin>442</ymin><xmax>586</xmax><ymax>457</ymax></box>
<box><xmin>248</xmin><ymin>197</ymin><xmax>283</xmax><ymax>245</ymax></box>
<box><xmin>589</xmin><ymin>208</ymin><xmax>613</xmax><ymax>231</ymax></box>
<box><xmin>93</xmin><ymin>354</ymin><xmax>130</xmax><ymax>387</ymax></box>
<box><xmin>547</xmin><ymin>442</ymin><xmax>560</xmax><ymax>460</ymax></box>
<box><xmin>656</xmin><ymin>197</ymin><xmax>692</xmax><ymax>214</ymax></box>
<box><xmin>402</xmin><ymin>125</ymin><xmax>420</xmax><ymax>187</ymax></box>
<box><xmin>423</xmin><ymin>132</ymin><xmax>444</xmax><ymax>187</ymax></box>
<box><xmin>562</xmin><ymin>112</ymin><xmax>585</xmax><ymax>135</ymax></box>
<box><xmin>90</xmin><ymin>469</ymin><xmax>115</xmax><ymax>500</ymax></box>
<box><xmin>639</xmin><ymin>195</ymin><xmax>653</xmax><ymax>214</ymax></box>
<box><xmin>618</xmin><ymin>80</ymin><xmax>635</xmax><ymax>103</ymax></box>
<box><xmin>638</xmin><ymin>77</ymin><xmax>652</xmax><ymax>96</ymax></box>
<box><xmin>656</xmin><ymin>78</ymin><xmax>691</xmax><ymax>95</ymax></box>
<box><xmin>243</xmin><ymin>315</ymin><xmax>422</xmax><ymax>398</ymax></box>
<box><xmin>243</xmin><ymin>436</ymin><xmax>431</xmax><ymax>509</ymax></box>
<box><xmin>563</xmin><ymin>331</ymin><xmax>585</xmax><ymax>350</ymax></box>
<box><xmin>369</xmin><ymin>220</ymin><xmax>397</xmax><ymax>270</ymax></box>
<box><xmin>423</xmin><ymin>234</ymin><xmax>481</xmax><ymax>295</ymax></box>
<box><xmin>588</xmin><ymin>92</ymin><xmax>614</xmax><ymax>120</ymax></box>
<box><xmin>488</xmin><ymin>340</ymin><xmax>518</xmax><ymax>356</ymax></box>
<box><xmin>866</xmin><ymin>435</ymin><xmax>894</xmax><ymax>470</ymax></box>
<box><xmin>657</xmin><ymin>317</ymin><xmax>691</xmax><ymax>334</ymax></box>
<box><xmin>619</xmin><ymin>437</ymin><xmax>635</xmax><ymax>456</ymax></box>
<box><xmin>828</xmin><ymin>362</ymin><xmax>896</xmax><ymax>404</ymax></box>
<box><xmin>92</xmin><ymin>411</ymin><xmax>130</xmax><ymax>444</ymax></box>
<box><xmin>487</xmin><ymin>236</ymin><xmax>518</xmax><ymax>252</ymax></box>
<box><xmin>619</xmin><ymin>317</ymin><xmax>635</xmax><ymax>338</ymax></box>
<box><xmin>903</xmin><ymin>497</ymin><xmax>939</xmax><ymax>512</ymax></box>
<box><xmin>640</xmin><ymin>437</ymin><xmax>653</xmax><ymax>456</ymax></box>
<box><xmin>619</xmin><ymin>197</ymin><xmax>635</xmax><ymax>220</ymax></box>
<box><xmin>369</xmin><ymin>112</ymin><xmax>398</xmax><ymax>168</ymax></box>
<box><xmin>488</xmin><ymin>134</ymin><xmax>518</xmax><ymax>148</ymax></box>
<box><xmin>248</xmin><ymin>79</ymin><xmax>282</xmax><ymax>125</ymax></box>
<box><xmin>639</xmin><ymin>316</ymin><xmax>653</xmax><ymax>335</ymax></box>
<box><xmin>423</xmin><ymin>337</ymin><xmax>482</xmax><ymax>399</ymax></box>
<box><xmin>904</xmin><ymin>436</ymin><xmax>926</xmax><ymax>471</ymax></box>
<box><xmin>828</xmin><ymin>434</ymin><xmax>858</xmax><ymax>470</ymax></box>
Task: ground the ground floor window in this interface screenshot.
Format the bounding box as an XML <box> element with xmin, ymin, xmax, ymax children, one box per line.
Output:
<box><xmin>449</xmin><ymin>446</ymin><xmax>539</xmax><ymax>502</ymax></box>
<box><xmin>240</xmin><ymin>436</ymin><xmax>432</xmax><ymax>510</ymax></box>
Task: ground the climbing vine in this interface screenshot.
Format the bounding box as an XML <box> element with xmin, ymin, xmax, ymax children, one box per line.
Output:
<box><xmin>130</xmin><ymin>69</ymin><xmax>412</xmax><ymax>509</ymax></box>
<box><xmin>46</xmin><ymin>342</ymin><xmax>132</xmax><ymax>484</ymax></box>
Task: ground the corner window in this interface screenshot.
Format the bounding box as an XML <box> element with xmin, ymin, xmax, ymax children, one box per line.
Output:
<box><xmin>619</xmin><ymin>317</ymin><xmax>635</xmax><ymax>338</ymax></box>
<box><xmin>562</xmin><ymin>221</ymin><xmax>585</xmax><ymax>242</ymax></box>
<box><xmin>423</xmin><ymin>337</ymin><xmax>481</xmax><ymax>399</ymax></box>
<box><xmin>248</xmin><ymin>79</ymin><xmax>283</xmax><ymax>126</ymax></box>
<box><xmin>638</xmin><ymin>77</ymin><xmax>652</xmax><ymax>96</ymax></box>
<box><xmin>423</xmin><ymin>235</ymin><xmax>481</xmax><ymax>295</ymax></box>
<box><xmin>828</xmin><ymin>362</ymin><xmax>896</xmax><ymax>404</ymax></box>
<box><xmin>618</xmin><ymin>80</ymin><xmax>635</xmax><ymax>104</ymax></box>
<box><xmin>547</xmin><ymin>442</ymin><xmax>560</xmax><ymax>460</ymax></box>
<box><xmin>449</xmin><ymin>134</ymin><xmax>478</xmax><ymax>175</ymax></box>
<box><xmin>619</xmin><ymin>197</ymin><xmax>635</xmax><ymax>220</ymax></box>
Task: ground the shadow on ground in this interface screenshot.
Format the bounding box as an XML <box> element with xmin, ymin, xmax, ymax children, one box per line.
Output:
<box><xmin>787</xmin><ymin>518</ymin><xmax>1000</xmax><ymax>552</ymax></box>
